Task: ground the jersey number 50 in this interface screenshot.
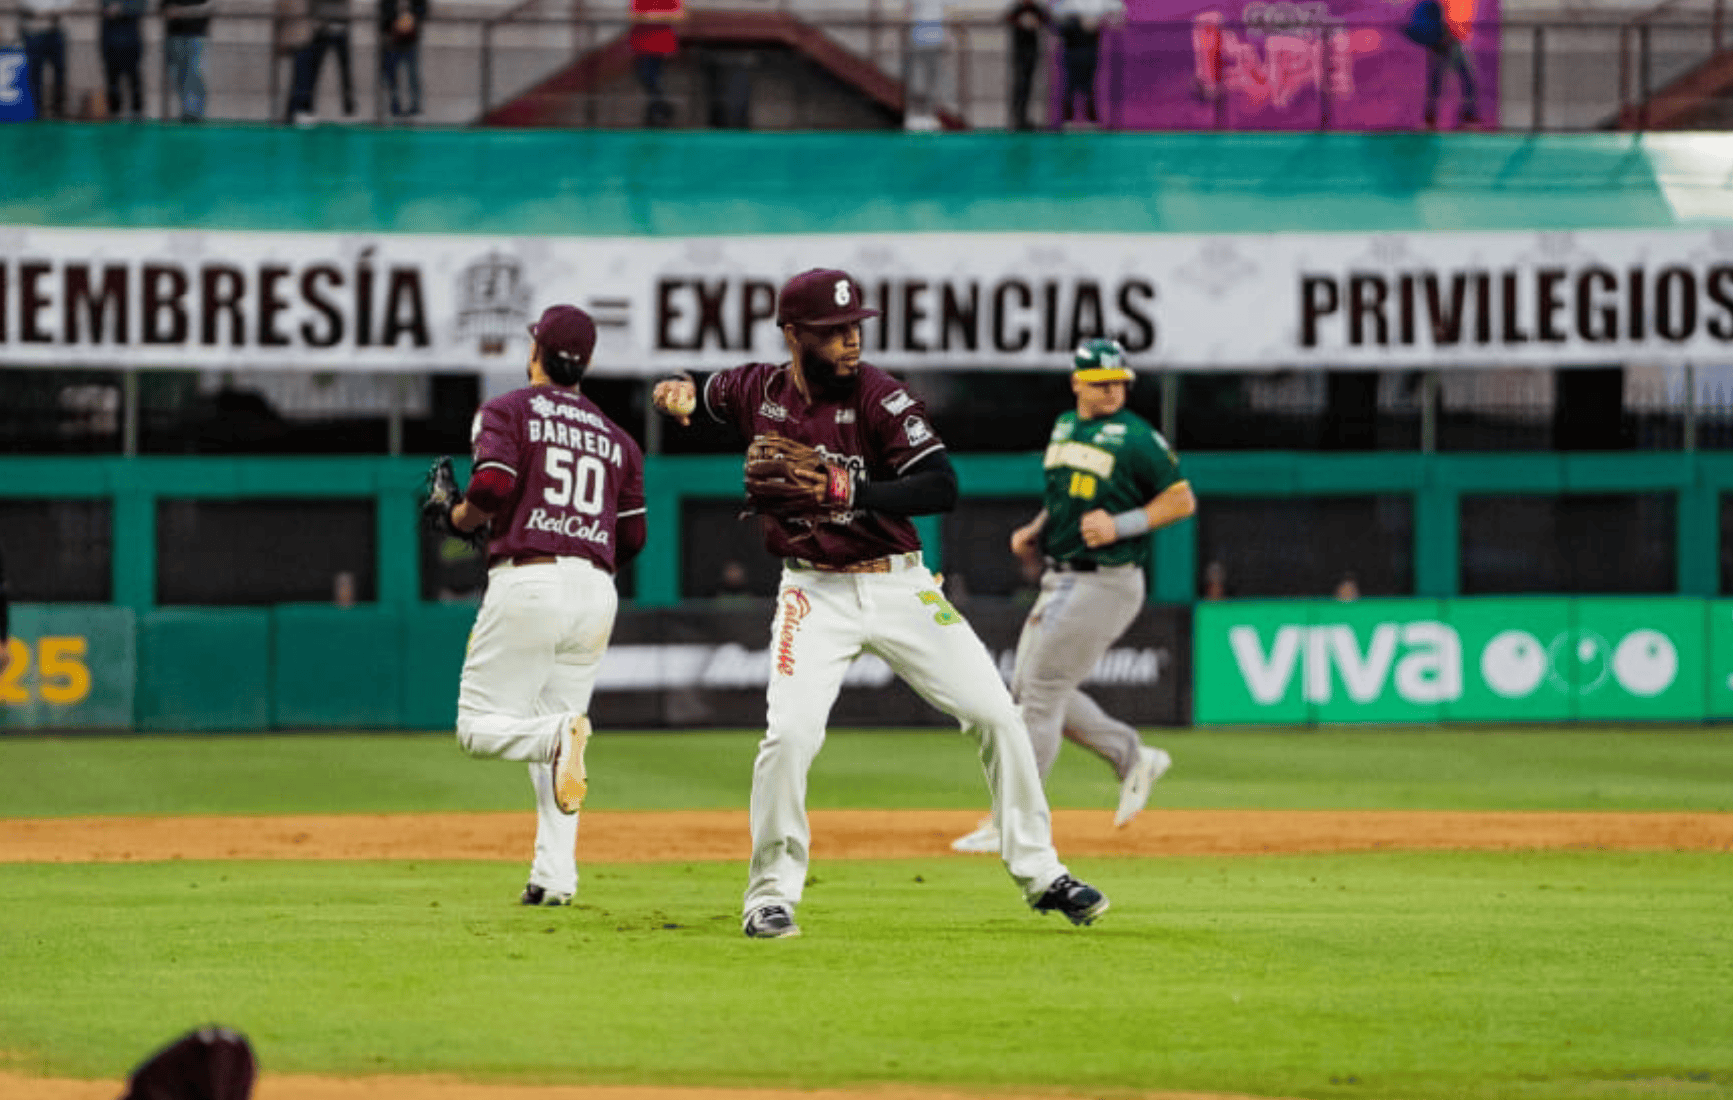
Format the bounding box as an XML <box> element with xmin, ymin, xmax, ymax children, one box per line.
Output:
<box><xmin>543</xmin><ymin>447</ymin><xmax>607</xmax><ymax>514</ymax></box>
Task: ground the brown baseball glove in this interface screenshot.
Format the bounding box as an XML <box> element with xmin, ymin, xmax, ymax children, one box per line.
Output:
<box><xmin>743</xmin><ymin>433</ymin><xmax>855</xmax><ymax>516</ymax></box>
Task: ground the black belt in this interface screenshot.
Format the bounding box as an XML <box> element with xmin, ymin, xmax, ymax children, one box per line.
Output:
<box><xmin>1048</xmin><ymin>558</ymin><xmax>1098</xmax><ymax>573</ymax></box>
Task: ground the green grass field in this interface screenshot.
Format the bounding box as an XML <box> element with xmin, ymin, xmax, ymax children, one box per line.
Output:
<box><xmin>2</xmin><ymin>728</ymin><xmax>1731</xmax><ymax>1100</ymax></box>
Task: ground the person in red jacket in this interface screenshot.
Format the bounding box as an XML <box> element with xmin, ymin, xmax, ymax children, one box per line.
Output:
<box><xmin>630</xmin><ymin>0</ymin><xmax>683</xmax><ymax>126</ymax></box>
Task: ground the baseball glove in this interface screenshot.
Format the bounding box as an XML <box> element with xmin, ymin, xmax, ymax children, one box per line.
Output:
<box><xmin>419</xmin><ymin>456</ymin><xmax>489</xmax><ymax>550</ymax></box>
<box><xmin>743</xmin><ymin>433</ymin><xmax>855</xmax><ymax>517</ymax></box>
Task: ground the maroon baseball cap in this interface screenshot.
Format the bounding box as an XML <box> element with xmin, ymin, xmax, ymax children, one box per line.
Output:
<box><xmin>527</xmin><ymin>304</ymin><xmax>597</xmax><ymax>366</ymax></box>
<box><xmin>776</xmin><ymin>269</ymin><xmax>881</xmax><ymax>327</ymax></box>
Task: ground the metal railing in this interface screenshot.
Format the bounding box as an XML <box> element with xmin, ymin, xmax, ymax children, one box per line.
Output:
<box><xmin>7</xmin><ymin>4</ymin><xmax>1733</xmax><ymax>130</ymax></box>
<box><xmin>1618</xmin><ymin>0</ymin><xmax>1728</xmax><ymax>127</ymax></box>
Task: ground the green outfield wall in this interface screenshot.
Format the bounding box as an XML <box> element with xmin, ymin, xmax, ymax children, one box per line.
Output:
<box><xmin>2</xmin><ymin>451</ymin><xmax>1729</xmax><ymax>608</ymax></box>
<box><xmin>3</xmin><ymin>451</ymin><xmax>1732</xmax><ymax>730</ymax></box>
<box><xmin>8</xmin><ymin>595</ymin><xmax>1731</xmax><ymax>731</ymax></box>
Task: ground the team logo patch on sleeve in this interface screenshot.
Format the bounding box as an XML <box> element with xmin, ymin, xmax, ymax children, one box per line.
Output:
<box><xmin>904</xmin><ymin>416</ymin><xmax>933</xmax><ymax>446</ymax></box>
<box><xmin>881</xmin><ymin>391</ymin><xmax>915</xmax><ymax>415</ymax></box>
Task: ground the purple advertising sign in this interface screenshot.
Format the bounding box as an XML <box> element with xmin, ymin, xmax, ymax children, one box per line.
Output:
<box><xmin>1051</xmin><ymin>0</ymin><xmax>1498</xmax><ymax>131</ymax></box>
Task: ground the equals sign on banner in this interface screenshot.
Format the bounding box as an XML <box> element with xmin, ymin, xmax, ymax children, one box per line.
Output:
<box><xmin>586</xmin><ymin>297</ymin><xmax>631</xmax><ymax>329</ymax></box>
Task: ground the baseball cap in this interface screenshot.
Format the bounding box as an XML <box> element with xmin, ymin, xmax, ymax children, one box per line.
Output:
<box><xmin>776</xmin><ymin>269</ymin><xmax>881</xmax><ymax>327</ymax></box>
<box><xmin>1073</xmin><ymin>337</ymin><xmax>1134</xmax><ymax>383</ymax></box>
<box><xmin>527</xmin><ymin>304</ymin><xmax>597</xmax><ymax>367</ymax></box>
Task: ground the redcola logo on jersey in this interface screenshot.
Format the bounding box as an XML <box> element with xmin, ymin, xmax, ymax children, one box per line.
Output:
<box><xmin>524</xmin><ymin>508</ymin><xmax>611</xmax><ymax>545</ymax></box>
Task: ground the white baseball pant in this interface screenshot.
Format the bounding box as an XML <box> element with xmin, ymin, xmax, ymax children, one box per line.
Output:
<box><xmin>744</xmin><ymin>554</ymin><xmax>1071</xmax><ymax>915</ymax></box>
<box><xmin>456</xmin><ymin>557</ymin><xmax>618</xmax><ymax>898</ymax></box>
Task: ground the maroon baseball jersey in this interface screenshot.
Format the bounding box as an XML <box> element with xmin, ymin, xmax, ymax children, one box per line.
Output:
<box><xmin>704</xmin><ymin>361</ymin><xmax>944</xmax><ymax>565</ymax></box>
<box><xmin>470</xmin><ymin>384</ymin><xmax>646</xmax><ymax>573</ymax></box>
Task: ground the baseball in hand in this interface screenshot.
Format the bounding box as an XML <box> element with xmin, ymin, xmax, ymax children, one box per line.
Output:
<box><xmin>656</xmin><ymin>380</ymin><xmax>696</xmax><ymax>419</ymax></box>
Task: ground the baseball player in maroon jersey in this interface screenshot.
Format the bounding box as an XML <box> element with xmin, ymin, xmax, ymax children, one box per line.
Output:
<box><xmin>439</xmin><ymin>304</ymin><xmax>647</xmax><ymax>906</ymax></box>
<box><xmin>652</xmin><ymin>268</ymin><xmax>1108</xmax><ymax>938</ymax></box>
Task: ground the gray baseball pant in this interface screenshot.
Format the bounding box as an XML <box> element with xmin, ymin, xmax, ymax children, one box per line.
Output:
<box><xmin>1011</xmin><ymin>563</ymin><xmax>1145</xmax><ymax>780</ymax></box>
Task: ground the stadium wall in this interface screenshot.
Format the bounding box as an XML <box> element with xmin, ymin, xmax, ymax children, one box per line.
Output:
<box><xmin>2</xmin><ymin>451</ymin><xmax>1731</xmax><ymax>730</ymax></box>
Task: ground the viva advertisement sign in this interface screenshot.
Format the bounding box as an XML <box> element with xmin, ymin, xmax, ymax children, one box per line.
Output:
<box><xmin>1195</xmin><ymin>598</ymin><xmax>1715</xmax><ymax>724</ymax></box>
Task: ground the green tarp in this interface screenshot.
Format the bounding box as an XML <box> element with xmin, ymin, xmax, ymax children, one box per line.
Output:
<box><xmin>4</xmin><ymin>126</ymin><xmax>1730</xmax><ymax>236</ymax></box>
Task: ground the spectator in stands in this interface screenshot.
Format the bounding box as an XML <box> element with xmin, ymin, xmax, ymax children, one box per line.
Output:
<box><xmin>629</xmin><ymin>0</ymin><xmax>683</xmax><ymax>127</ymax></box>
<box><xmin>1202</xmin><ymin>559</ymin><xmax>1230</xmax><ymax>599</ymax></box>
<box><xmin>101</xmin><ymin>0</ymin><xmax>146</xmax><ymax>119</ymax></box>
<box><xmin>1004</xmin><ymin>0</ymin><xmax>1048</xmax><ymax>130</ymax></box>
<box><xmin>1051</xmin><ymin>0</ymin><xmax>1121</xmax><ymax>127</ymax></box>
<box><xmin>701</xmin><ymin>47</ymin><xmax>754</xmax><ymax>128</ymax></box>
<box><xmin>1401</xmin><ymin>0</ymin><xmax>1478</xmax><ymax>129</ymax></box>
<box><xmin>903</xmin><ymin>0</ymin><xmax>946</xmax><ymax>130</ymax></box>
<box><xmin>1334</xmin><ymin>571</ymin><xmax>1360</xmax><ymax>601</ymax></box>
<box><xmin>711</xmin><ymin>559</ymin><xmax>757</xmax><ymax>604</ymax></box>
<box><xmin>378</xmin><ymin>0</ymin><xmax>426</xmax><ymax>118</ymax></box>
<box><xmin>17</xmin><ymin>0</ymin><xmax>69</xmax><ymax>118</ymax></box>
<box><xmin>163</xmin><ymin>0</ymin><xmax>213</xmax><ymax>121</ymax></box>
<box><xmin>285</xmin><ymin>0</ymin><xmax>356</xmax><ymax>123</ymax></box>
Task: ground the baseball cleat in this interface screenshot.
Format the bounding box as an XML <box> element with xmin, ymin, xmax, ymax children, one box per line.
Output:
<box><xmin>742</xmin><ymin>904</ymin><xmax>801</xmax><ymax>939</ymax></box>
<box><xmin>520</xmin><ymin>883</ymin><xmax>573</xmax><ymax>907</ymax></box>
<box><xmin>1032</xmin><ymin>874</ymin><xmax>1110</xmax><ymax>926</ymax></box>
<box><xmin>1114</xmin><ymin>746</ymin><xmax>1173</xmax><ymax>828</ymax></box>
<box><xmin>553</xmin><ymin>714</ymin><xmax>591</xmax><ymax>814</ymax></box>
<box><xmin>950</xmin><ymin>817</ymin><xmax>1000</xmax><ymax>854</ymax></box>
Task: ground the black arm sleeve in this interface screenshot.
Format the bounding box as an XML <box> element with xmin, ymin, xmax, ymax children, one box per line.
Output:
<box><xmin>853</xmin><ymin>451</ymin><xmax>958</xmax><ymax>516</ymax></box>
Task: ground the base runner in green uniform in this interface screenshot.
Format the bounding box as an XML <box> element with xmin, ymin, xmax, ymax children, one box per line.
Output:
<box><xmin>954</xmin><ymin>339</ymin><xmax>1197</xmax><ymax>853</ymax></box>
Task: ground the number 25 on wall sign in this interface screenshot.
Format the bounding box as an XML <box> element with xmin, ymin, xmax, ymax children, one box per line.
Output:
<box><xmin>0</xmin><ymin>637</ymin><xmax>94</xmax><ymax>706</ymax></box>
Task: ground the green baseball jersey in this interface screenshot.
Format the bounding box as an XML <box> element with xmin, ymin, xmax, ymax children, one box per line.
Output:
<box><xmin>1039</xmin><ymin>408</ymin><xmax>1183</xmax><ymax>567</ymax></box>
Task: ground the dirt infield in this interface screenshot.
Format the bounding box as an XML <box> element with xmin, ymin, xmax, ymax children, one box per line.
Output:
<box><xmin>4</xmin><ymin>808</ymin><xmax>1728</xmax><ymax>1100</ymax></box>
<box><xmin>1</xmin><ymin>808</ymin><xmax>1729</xmax><ymax>864</ymax></box>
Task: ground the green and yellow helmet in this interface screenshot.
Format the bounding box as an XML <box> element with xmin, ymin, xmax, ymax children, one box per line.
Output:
<box><xmin>1073</xmin><ymin>337</ymin><xmax>1133</xmax><ymax>383</ymax></box>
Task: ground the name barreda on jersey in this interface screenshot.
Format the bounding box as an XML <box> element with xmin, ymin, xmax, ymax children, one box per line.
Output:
<box><xmin>654</xmin><ymin>275</ymin><xmax>1157</xmax><ymax>355</ymax></box>
<box><xmin>0</xmin><ymin>254</ymin><xmax>430</xmax><ymax>350</ymax></box>
<box><xmin>527</xmin><ymin>418</ymin><xmax>626</xmax><ymax>465</ymax></box>
<box><xmin>1300</xmin><ymin>263</ymin><xmax>1733</xmax><ymax>350</ymax></box>
<box><xmin>526</xmin><ymin>508</ymin><xmax>612</xmax><ymax>544</ymax></box>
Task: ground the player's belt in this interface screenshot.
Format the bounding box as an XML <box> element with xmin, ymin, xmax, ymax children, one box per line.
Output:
<box><xmin>1048</xmin><ymin>557</ymin><xmax>1099</xmax><ymax>573</ymax></box>
<box><xmin>487</xmin><ymin>553</ymin><xmax>559</xmax><ymax>568</ymax></box>
<box><xmin>788</xmin><ymin>551</ymin><xmax>923</xmax><ymax>574</ymax></box>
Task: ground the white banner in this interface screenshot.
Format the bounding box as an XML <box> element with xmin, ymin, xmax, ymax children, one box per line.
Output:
<box><xmin>4</xmin><ymin>225</ymin><xmax>1733</xmax><ymax>372</ymax></box>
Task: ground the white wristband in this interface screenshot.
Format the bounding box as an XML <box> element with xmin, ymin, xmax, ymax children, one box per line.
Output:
<box><xmin>1110</xmin><ymin>508</ymin><xmax>1151</xmax><ymax>540</ymax></box>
